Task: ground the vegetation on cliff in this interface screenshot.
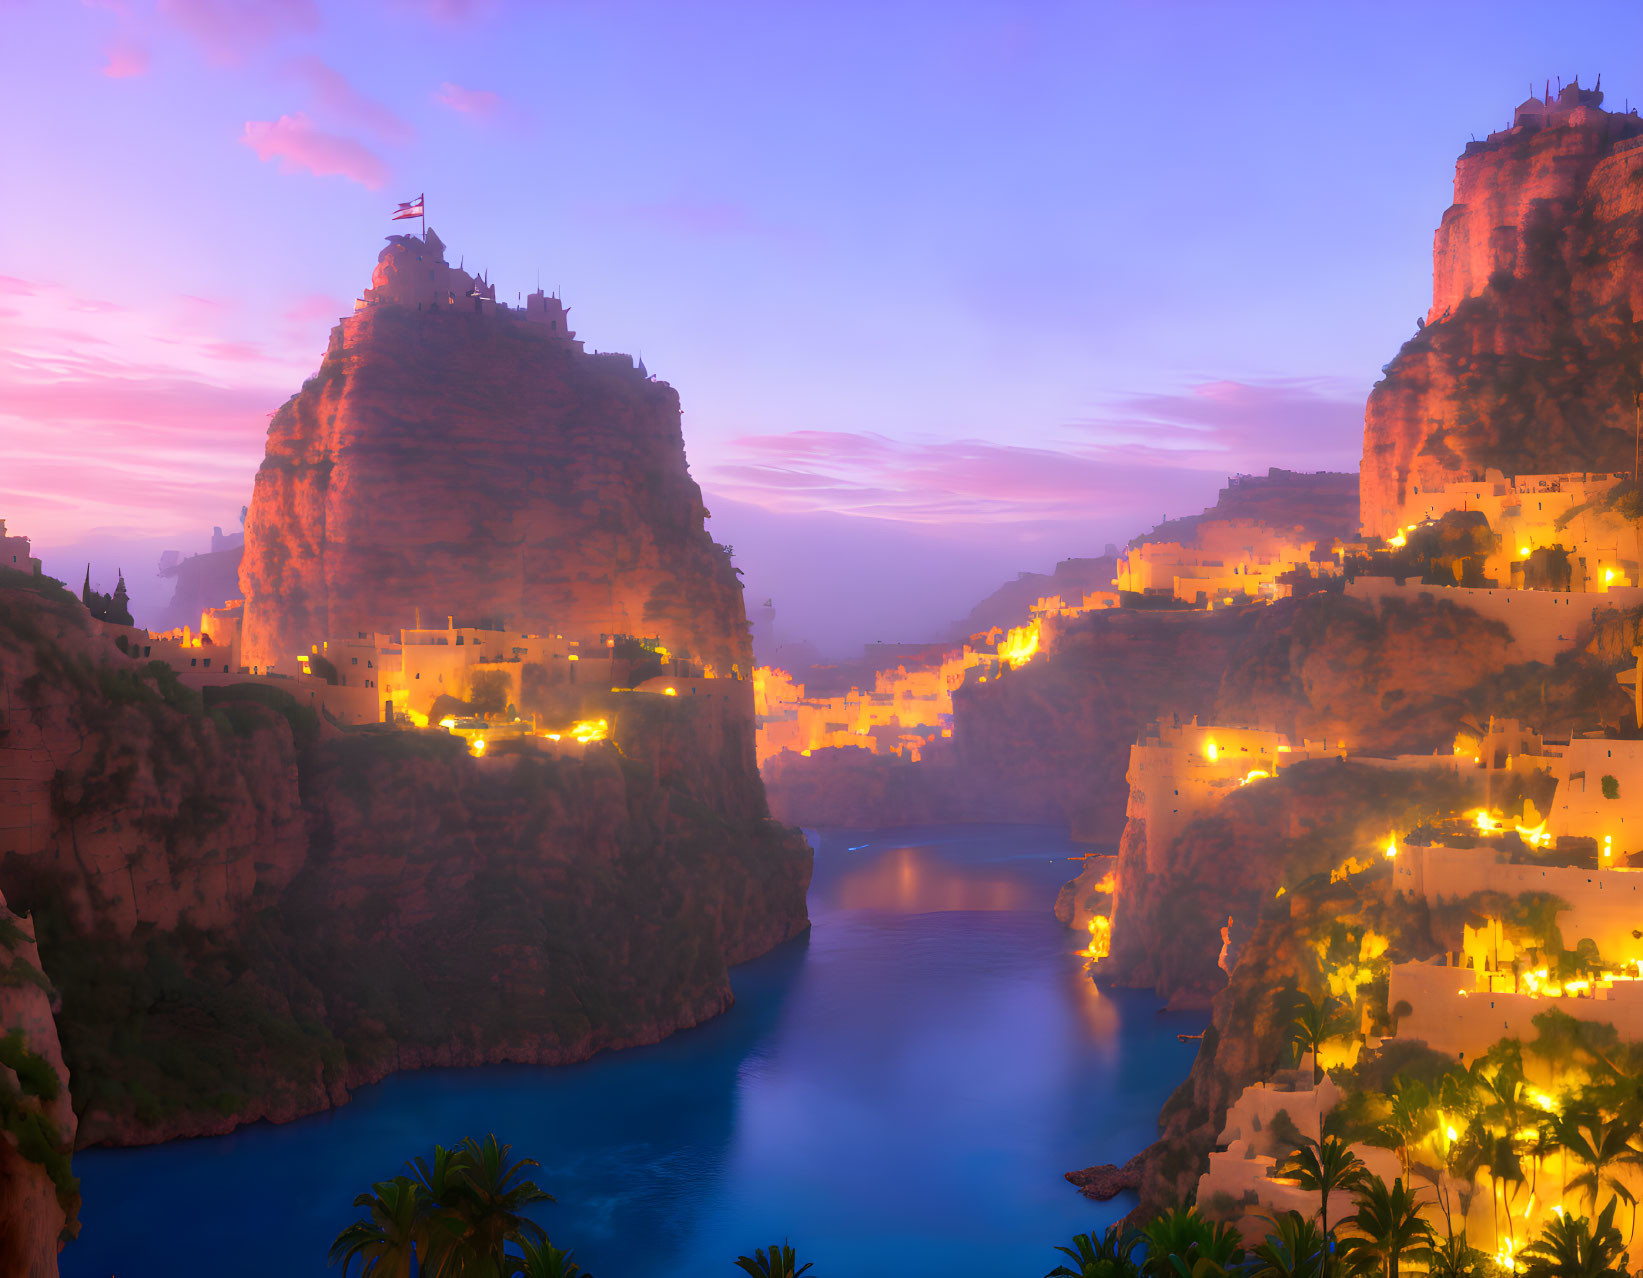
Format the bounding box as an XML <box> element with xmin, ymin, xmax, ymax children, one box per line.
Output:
<box><xmin>0</xmin><ymin>578</ymin><xmax>812</xmax><ymax>1147</ymax></box>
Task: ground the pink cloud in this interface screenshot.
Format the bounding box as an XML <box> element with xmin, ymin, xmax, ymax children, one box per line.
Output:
<box><xmin>281</xmin><ymin>292</ymin><xmax>349</xmax><ymax>327</ymax></box>
<box><xmin>241</xmin><ymin>114</ymin><xmax>389</xmax><ymax>189</ymax></box>
<box><xmin>433</xmin><ymin>81</ymin><xmax>502</xmax><ymax>118</ymax></box>
<box><xmin>288</xmin><ymin>56</ymin><xmax>413</xmax><ymax>144</ymax></box>
<box><xmin>703</xmin><ymin>376</ymin><xmax>1363</xmax><ymax>536</ymax></box>
<box><xmin>157</xmin><ymin>0</ymin><xmax>320</xmax><ymax>64</ymax></box>
<box><xmin>707</xmin><ymin>430</ymin><xmax>1225</xmax><ymax>529</ymax></box>
<box><xmin>101</xmin><ymin>37</ymin><xmax>150</xmax><ymax>78</ymax></box>
<box><xmin>1085</xmin><ymin>377</ymin><xmax>1364</xmax><ymax>471</ymax></box>
<box><xmin>0</xmin><ymin>274</ymin><xmax>320</xmax><ymax>545</ymax></box>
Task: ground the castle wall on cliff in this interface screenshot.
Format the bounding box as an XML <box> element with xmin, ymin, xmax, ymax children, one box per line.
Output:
<box><xmin>239</xmin><ymin>227</ymin><xmax>749</xmax><ymax>682</ymax></box>
<box><xmin>1362</xmin><ymin>81</ymin><xmax>1643</xmax><ymax>537</ymax></box>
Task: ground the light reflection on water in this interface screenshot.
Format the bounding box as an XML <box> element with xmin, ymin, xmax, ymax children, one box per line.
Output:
<box><xmin>832</xmin><ymin>843</ymin><xmax>1035</xmax><ymax>912</ymax></box>
<box><xmin>63</xmin><ymin>824</ymin><xmax>1205</xmax><ymax>1278</ymax></box>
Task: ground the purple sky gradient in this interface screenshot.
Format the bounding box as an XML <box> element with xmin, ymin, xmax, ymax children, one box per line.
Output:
<box><xmin>3</xmin><ymin>0</ymin><xmax>1639</xmax><ymax>653</ymax></box>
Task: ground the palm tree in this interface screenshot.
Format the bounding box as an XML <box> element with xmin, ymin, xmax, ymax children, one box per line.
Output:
<box><xmin>329</xmin><ymin>1176</ymin><xmax>428</xmax><ymax>1278</ymax></box>
<box><xmin>1281</xmin><ymin>1134</ymin><xmax>1366</xmax><ymax>1249</ymax></box>
<box><xmin>408</xmin><ymin>1142</ymin><xmax>472</xmax><ymax>1275</ymax></box>
<box><xmin>445</xmin><ymin>1134</ymin><xmax>554</xmax><ymax>1275</ymax></box>
<box><xmin>1048</xmin><ymin>1225</ymin><xmax>1142</xmax><ymax>1278</ymax></box>
<box><xmin>1424</xmin><ymin>1231</ymin><xmax>1487</xmax><ymax>1278</ymax></box>
<box><xmin>1379</xmin><ymin>1078</ymin><xmax>1433</xmax><ymax>1181</ymax></box>
<box><xmin>1337</xmin><ymin>1175</ymin><xmax>1435</xmax><ymax>1278</ymax></box>
<box><xmin>1520</xmin><ymin>1199</ymin><xmax>1629</xmax><ymax>1278</ymax></box>
<box><xmin>1284</xmin><ymin>993</ymin><xmax>1350</xmax><ymax>1089</ymax></box>
<box><xmin>1141</xmin><ymin>1206</ymin><xmax>1243</xmax><ymax>1278</ymax></box>
<box><xmin>734</xmin><ymin>1240</ymin><xmax>813</xmax><ymax>1278</ymax></box>
<box><xmin>1556</xmin><ymin>1109</ymin><xmax>1643</xmax><ymax>1217</ymax></box>
<box><xmin>1242</xmin><ymin>1211</ymin><xmax>1329</xmax><ymax>1278</ymax></box>
<box><xmin>507</xmin><ymin>1238</ymin><xmax>587</xmax><ymax>1278</ymax></box>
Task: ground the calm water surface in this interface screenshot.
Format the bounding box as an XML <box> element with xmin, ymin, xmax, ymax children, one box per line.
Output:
<box><xmin>64</xmin><ymin>825</ymin><xmax>1204</xmax><ymax>1277</ymax></box>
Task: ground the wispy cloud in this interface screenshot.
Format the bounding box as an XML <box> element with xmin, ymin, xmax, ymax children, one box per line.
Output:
<box><xmin>288</xmin><ymin>56</ymin><xmax>414</xmax><ymax>144</ymax></box>
<box><xmin>1080</xmin><ymin>377</ymin><xmax>1365</xmax><ymax>471</ymax></box>
<box><xmin>157</xmin><ymin>0</ymin><xmax>320</xmax><ymax>65</ymax></box>
<box><xmin>0</xmin><ymin>276</ymin><xmax>317</xmax><ymax>544</ymax></box>
<box><xmin>704</xmin><ymin>378</ymin><xmax>1362</xmax><ymax>532</ymax></box>
<box><xmin>433</xmin><ymin>80</ymin><xmax>502</xmax><ymax>119</ymax></box>
<box><xmin>241</xmin><ymin>113</ymin><xmax>389</xmax><ymax>189</ymax></box>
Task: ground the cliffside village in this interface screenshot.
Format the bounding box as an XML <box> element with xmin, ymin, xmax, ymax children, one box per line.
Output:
<box><xmin>751</xmin><ymin>437</ymin><xmax>1643</xmax><ymax>1257</ymax></box>
<box><xmin>1040</xmin><ymin>463</ymin><xmax>1643</xmax><ymax>1256</ymax></box>
<box><xmin>0</xmin><ymin>519</ymin><xmax>745</xmax><ymax>757</ymax></box>
<box><xmin>755</xmin><ymin>466</ymin><xmax>1643</xmax><ymax>766</ymax></box>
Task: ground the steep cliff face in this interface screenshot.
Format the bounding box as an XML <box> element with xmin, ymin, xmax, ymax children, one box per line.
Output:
<box><xmin>1064</xmin><ymin>587</ymin><xmax>1636</xmax><ymax>1006</ymax></box>
<box><xmin>1212</xmin><ymin>591</ymin><xmax>1515</xmax><ymax>753</ymax></box>
<box><xmin>0</xmin><ymin>557</ymin><xmax>809</xmax><ymax>1150</ymax></box>
<box><xmin>240</xmin><ymin>233</ymin><xmax>748</xmax><ymax>677</ymax></box>
<box><xmin>1100</xmin><ymin>762</ymin><xmax>1474</xmax><ymax>1006</ymax></box>
<box><xmin>1362</xmin><ymin>90</ymin><xmax>1643</xmax><ymax>537</ymax></box>
<box><xmin>0</xmin><ymin>888</ymin><xmax>76</xmax><ymax>1278</ymax></box>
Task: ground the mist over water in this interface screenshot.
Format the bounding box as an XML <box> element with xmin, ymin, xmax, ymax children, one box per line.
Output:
<box><xmin>64</xmin><ymin>826</ymin><xmax>1205</xmax><ymax>1278</ymax></box>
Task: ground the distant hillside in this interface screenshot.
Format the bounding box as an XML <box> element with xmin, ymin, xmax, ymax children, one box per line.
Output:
<box><xmin>945</xmin><ymin>468</ymin><xmax>1358</xmax><ymax>644</ymax></box>
<box><xmin>1125</xmin><ymin>467</ymin><xmax>1359</xmax><ymax>551</ymax></box>
<box><xmin>946</xmin><ymin>554</ymin><xmax>1117</xmax><ymax>642</ymax></box>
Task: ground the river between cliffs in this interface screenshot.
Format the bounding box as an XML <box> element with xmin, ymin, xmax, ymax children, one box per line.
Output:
<box><xmin>63</xmin><ymin>824</ymin><xmax>1205</xmax><ymax>1278</ymax></box>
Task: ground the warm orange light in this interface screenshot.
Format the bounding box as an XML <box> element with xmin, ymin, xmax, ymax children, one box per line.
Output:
<box><xmin>1080</xmin><ymin>915</ymin><xmax>1111</xmax><ymax>960</ymax></box>
<box><xmin>1204</xmin><ymin>739</ymin><xmax>1219</xmax><ymax>762</ymax></box>
<box><xmin>570</xmin><ymin>718</ymin><xmax>608</xmax><ymax>744</ymax></box>
<box><xmin>663</xmin><ymin>687</ymin><xmax>677</xmax><ymax>696</ymax></box>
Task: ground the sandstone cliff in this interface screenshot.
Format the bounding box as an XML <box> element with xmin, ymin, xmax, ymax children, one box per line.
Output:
<box><xmin>1362</xmin><ymin>85</ymin><xmax>1643</xmax><ymax>537</ymax></box>
<box><xmin>0</xmin><ymin>545</ymin><xmax>809</xmax><ymax>1148</ymax></box>
<box><xmin>1059</xmin><ymin>587</ymin><xmax>1637</xmax><ymax>1007</ymax></box>
<box><xmin>240</xmin><ymin>231</ymin><xmax>748</xmax><ymax>678</ymax></box>
<box><xmin>0</xmin><ymin>887</ymin><xmax>76</xmax><ymax>1278</ymax></box>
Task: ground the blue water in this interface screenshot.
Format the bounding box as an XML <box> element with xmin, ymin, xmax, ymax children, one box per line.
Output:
<box><xmin>63</xmin><ymin>825</ymin><xmax>1204</xmax><ymax>1277</ymax></box>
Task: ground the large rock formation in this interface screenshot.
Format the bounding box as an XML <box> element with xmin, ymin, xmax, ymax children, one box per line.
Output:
<box><xmin>1362</xmin><ymin>81</ymin><xmax>1643</xmax><ymax>537</ymax></box>
<box><xmin>240</xmin><ymin>228</ymin><xmax>748</xmax><ymax>678</ymax></box>
<box><xmin>0</xmin><ymin>570</ymin><xmax>810</xmax><ymax>1148</ymax></box>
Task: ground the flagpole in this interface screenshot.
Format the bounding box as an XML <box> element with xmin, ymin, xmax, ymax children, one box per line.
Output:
<box><xmin>421</xmin><ymin>193</ymin><xmax>426</xmax><ymax>242</ymax></box>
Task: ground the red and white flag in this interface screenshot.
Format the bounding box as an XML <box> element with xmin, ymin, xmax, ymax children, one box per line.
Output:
<box><xmin>391</xmin><ymin>195</ymin><xmax>424</xmax><ymax>221</ymax></box>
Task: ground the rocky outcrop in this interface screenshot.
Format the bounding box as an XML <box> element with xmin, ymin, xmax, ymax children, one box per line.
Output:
<box><xmin>1362</xmin><ymin>86</ymin><xmax>1643</xmax><ymax>537</ymax></box>
<box><xmin>1065</xmin><ymin>1153</ymin><xmax>1143</xmax><ymax>1201</ymax></box>
<box><xmin>0</xmin><ymin>510</ymin><xmax>808</xmax><ymax>1143</ymax></box>
<box><xmin>0</xmin><ymin>888</ymin><xmax>76</xmax><ymax>1278</ymax></box>
<box><xmin>240</xmin><ymin>231</ymin><xmax>748</xmax><ymax>678</ymax></box>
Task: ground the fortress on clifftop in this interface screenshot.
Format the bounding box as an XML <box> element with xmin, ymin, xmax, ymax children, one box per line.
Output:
<box><xmin>238</xmin><ymin>227</ymin><xmax>749</xmax><ymax>681</ymax></box>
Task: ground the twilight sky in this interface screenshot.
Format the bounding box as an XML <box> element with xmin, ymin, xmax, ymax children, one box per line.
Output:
<box><xmin>4</xmin><ymin>0</ymin><xmax>1640</xmax><ymax>654</ymax></box>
